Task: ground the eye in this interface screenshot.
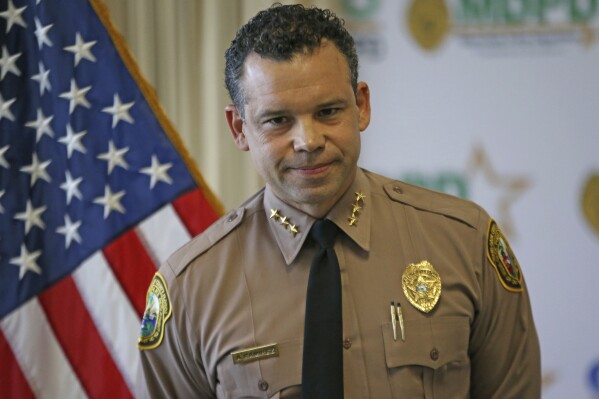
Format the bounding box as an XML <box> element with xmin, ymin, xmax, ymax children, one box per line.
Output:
<box><xmin>318</xmin><ymin>108</ymin><xmax>340</xmax><ymax>118</ymax></box>
<box><xmin>265</xmin><ymin>116</ymin><xmax>288</xmax><ymax>126</ymax></box>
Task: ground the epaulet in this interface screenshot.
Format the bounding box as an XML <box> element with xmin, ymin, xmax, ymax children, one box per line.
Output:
<box><xmin>381</xmin><ymin>179</ymin><xmax>484</xmax><ymax>230</ymax></box>
<box><xmin>166</xmin><ymin>207</ymin><xmax>245</xmax><ymax>276</ymax></box>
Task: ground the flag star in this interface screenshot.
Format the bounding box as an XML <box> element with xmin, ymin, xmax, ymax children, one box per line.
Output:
<box><xmin>140</xmin><ymin>155</ymin><xmax>173</xmax><ymax>188</ymax></box>
<box><xmin>59</xmin><ymin>79</ymin><xmax>91</xmax><ymax>114</ymax></box>
<box><xmin>0</xmin><ymin>94</ymin><xmax>15</xmax><ymax>121</ymax></box>
<box><xmin>34</xmin><ymin>18</ymin><xmax>53</xmax><ymax>49</ymax></box>
<box><xmin>31</xmin><ymin>62</ymin><xmax>51</xmax><ymax>95</ymax></box>
<box><xmin>0</xmin><ymin>190</ymin><xmax>5</xmax><ymax>213</ymax></box>
<box><xmin>0</xmin><ymin>0</ymin><xmax>27</xmax><ymax>33</ymax></box>
<box><xmin>14</xmin><ymin>200</ymin><xmax>46</xmax><ymax>234</ymax></box>
<box><xmin>10</xmin><ymin>245</ymin><xmax>42</xmax><ymax>280</ymax></box>
<box><xmin>0</xmin><ymin>145</ymin><xmax>9</xmax><ymax>168</ymax></box>
<box><xmin>56</xmin><ymin>215</ymin><xmax>82</xmax><ymax>248</ymax></box>
<box><xmin>93</xmin><ymin>185</ymin><xmax>126</xmax><ymax>219</ymax></box>
<box><xmin>64</xmin><ymin>32</ymin><xmax>97</xmax><ymax>66</ymax></box>
<box><xmin>60</xmin><ymin>171</ymin><xmax>83</xmax><ymax>204</ymax></box>
<box><xmin>25</xmin><ymin>108</ymin><xmax>54</xmax><ymax>142</ymax></box>
<box><xmin>58</xmin><ymin>124</ymin><xmax>87</xmax><ymax>158</ymax></box>
<box><xmin>0</xmin><ymin>46</ymin><xmax>21</xmax><ymax>80</ymax></box>
<box><xmin>97</xmin><ymin>141</ymin><xmax>129</xmax><ymax>174</ymax></box>
<box><xmin>20</xmin><ymin>153</ymin><xmax>52</xmax><ymax>186</ymax></box>
<box><xmin>102</xmin><ymin>94</ymin><xmax>135</xmax><ymax>128</ymax></box>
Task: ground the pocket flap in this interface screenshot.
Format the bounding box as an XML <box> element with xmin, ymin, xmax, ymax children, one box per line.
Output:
<box><xmin>382</xmin><ymin>316</ymin><xmax>469</xmax><ymax>370</ymax></box>
<box><xmin>259</xmin><ymin>339</ymin><xmax>303</xmax><ymax>396</ymax></box>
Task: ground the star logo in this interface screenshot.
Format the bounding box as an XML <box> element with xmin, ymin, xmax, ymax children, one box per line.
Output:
<box><xmin>466</xmin><ymin>146</ymin><xmax>530</xmax><ymax>238</ymax></box>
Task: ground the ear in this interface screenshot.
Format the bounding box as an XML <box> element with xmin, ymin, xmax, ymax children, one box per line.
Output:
<box><xmin>225</xmin><ymin>104</ymin><xmax>249</xmax><ymax>151</ymax></box>
<box><xmin>355</xmin><ymin>82</ymin><xmax>371</xmax><ymax>132</ymax></box>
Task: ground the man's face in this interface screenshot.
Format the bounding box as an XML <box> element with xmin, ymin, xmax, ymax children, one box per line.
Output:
<box><xmin>226</xmin><ymin>41</ymin><xmax>371</xmax><ymax>217</ymax></box>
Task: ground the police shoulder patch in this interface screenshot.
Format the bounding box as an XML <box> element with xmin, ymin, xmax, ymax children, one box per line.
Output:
<box><xmin>486</xmin><ymin>219</ymin><xmax>523</xmax><ymax>292</ymax></box>
<box><xmin>138</xmin><ymin>272</ymin><xmax>172</xmax><ymax>350</ymax></box>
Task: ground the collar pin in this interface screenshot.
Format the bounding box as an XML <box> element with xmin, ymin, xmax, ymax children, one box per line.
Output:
<box><xmin>270</xmin><ymin>209</ymin><xmax>299</xmax><ymax>237</ymax></box>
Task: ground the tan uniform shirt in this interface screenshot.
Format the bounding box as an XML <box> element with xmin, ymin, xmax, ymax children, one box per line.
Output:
<box><xmin>139</xmin><ymin>168</ymin><xmax>541</xmax><ymax>398</ymax></box>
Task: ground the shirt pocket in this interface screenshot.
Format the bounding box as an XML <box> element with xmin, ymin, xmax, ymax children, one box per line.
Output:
<box><xmin>217</xmin><ymin>339</ymin><xmax>303</xmax><ymax>399</ymax></box>
<box><xmin>382</xmin><ymin>316</ymin><xmax>471</xmax><ymax>399</ymax></box>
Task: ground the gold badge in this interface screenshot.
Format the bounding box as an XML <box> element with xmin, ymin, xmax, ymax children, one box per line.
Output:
<box><xmin>487</xmin><ymin>220</ymin><xmax>523</xmax><ymax>292</ymax></box>
<box><xmin>408</xmin><ymin>0</ymin><xmax>450</xmax><ymax>51</ymax></box>
<box><xmin>402</xmin><ymin>260</ymin><xmax>442</xmax><ymax>313</ymax></box>
<box><xmin>582</xmin><ymin>174</ymin><xmax>599</xmax><ymax>236</ymax></box>
<box><xmin>138</xmin><ymin>273</ymin><xmax>172</xmax><ymax>350</ymax></box>
<box><xmin>231</xmin><ymin>343</ymin><xmax>279</xmax><ymax>364</ymax></box>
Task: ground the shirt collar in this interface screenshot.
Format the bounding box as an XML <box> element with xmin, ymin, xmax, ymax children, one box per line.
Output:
<box><xmin>263</xmin><ymin>168</ymin><xmax>371</xmax><ymax>265</ymax></box>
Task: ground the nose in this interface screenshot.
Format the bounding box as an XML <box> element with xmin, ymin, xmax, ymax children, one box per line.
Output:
<box><xmin>292</xmin><ymin>119</ymin><xmax>325</xmax><ymax>152</ymax></box>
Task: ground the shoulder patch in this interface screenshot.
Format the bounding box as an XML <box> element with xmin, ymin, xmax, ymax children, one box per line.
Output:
<box><xmin>138</xmin><ymin>272</ymin><xmax>172</xmax><ymax>350</ymax></box>
<box><xmin>486</xmin><ymin>220</ymin><xmax>523</xmax><ymax>292</ymax></box>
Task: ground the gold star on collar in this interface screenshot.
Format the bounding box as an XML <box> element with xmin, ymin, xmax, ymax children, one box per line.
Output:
<box><xmin>270</xmin><ymin>209</ymin><xmax>299</xmax><ymax>237</ymax></box>
<box><xmin>348</xmin><ymin>192</ymin><xmax>365</xmax><ymax>227</ymax></box>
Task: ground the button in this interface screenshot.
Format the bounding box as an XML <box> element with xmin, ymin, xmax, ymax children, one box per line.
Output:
<box><xmin>257</xmin><ymin>379</ymin><xmax>269</xmax><ymax>391</ymax></box>
<box><xmin>430</xmin><ymin>348</ymin><xmax>439</xmax><ymax>361</ymax></box>
<box><xmin>393</xmin><ymin>186</ymin><xmax>402</xmax><ymax>193</ymax></box>
<box><xmin>227</xmin><ymin>213</ymin><xmax>238</xmax><ymax>222</ymax></box>
<box><xmin>343</xmin><ymin>338</ymin><xmax>352</xmax><ymax>350</ymax></box>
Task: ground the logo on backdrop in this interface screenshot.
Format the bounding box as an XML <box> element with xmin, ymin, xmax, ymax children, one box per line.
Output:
<box><xmin>407</xmin><ymin>0</ymin><xmax>451</xmax><ymax>50</ymax></box>
<box><xmin>581</xmin><ymin>173</ymin><xmax>599</xmax><ymax>237</ymax></box>
<box><xmin>589</xmin><ymin>360</ymin><xmax>599</xmax><ymax>394</ymax></box>
<box><xmin>405</xmin><ymin>0</ymin><xmax>598</xmax><ymax>52</ymax></box>
<box><xmin>401</xmin><ymin>146</ymin><xmax>530</xmax><ymax>239</ymax></box>
<box><xmin>339</xmin><ymin>0</ymin><xmax>387</xmax><ymax>61</ymax></box>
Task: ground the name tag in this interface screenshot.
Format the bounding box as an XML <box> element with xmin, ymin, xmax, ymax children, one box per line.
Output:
<box><xmin>231</xmin><ymin>343</ymin><xmax>279</xmax><ymax>364</ymax></box>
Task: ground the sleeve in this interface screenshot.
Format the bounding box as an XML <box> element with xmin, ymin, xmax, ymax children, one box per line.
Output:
<box><xmin>137</xmin><ymin>265</ymin><xmax>214</xmax><ymax>399</ymax></box>
<box><xmin>468</xmin><ymin>218</ymin><xmax>541</xmax><ymax>399</ymax></box>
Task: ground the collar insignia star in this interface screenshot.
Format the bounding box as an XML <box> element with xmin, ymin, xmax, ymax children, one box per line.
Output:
<box><xmin>348</xmin><ymin>191</ymin><xmax>365</xmax><ymax>226</ymax></box>
<box><xmin>270</xmin><ymin>208</ymin><xmax>299</xmax><ymax>237</ymax></box>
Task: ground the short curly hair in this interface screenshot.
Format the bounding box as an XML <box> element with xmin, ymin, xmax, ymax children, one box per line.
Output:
<box><xmin>224</xmin><ymin>3</ymin><xmax>358</xmax><ymax>117</ymax></box>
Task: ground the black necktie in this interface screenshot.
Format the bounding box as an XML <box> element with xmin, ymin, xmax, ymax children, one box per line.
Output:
<box><xmin>302</xmin><ymin>219</ymin><xmax>344</xmax><ymax>399</ymax></box>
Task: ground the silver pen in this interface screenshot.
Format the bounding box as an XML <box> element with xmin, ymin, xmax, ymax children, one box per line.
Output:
<box><xmin>396</xmin><ymin>302</ymin><xmax>405</xmax><ymax>342</ymax></box>
<box><xmin>390</xmin><ymin>302</ymin><xmax>398</xmax><ymax>341</ymax></box>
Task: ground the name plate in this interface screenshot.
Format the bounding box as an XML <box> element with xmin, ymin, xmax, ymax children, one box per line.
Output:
<box><xmin>231</xmin><ymin>343</ymin><xmax>279</xmax><ymax>364</ymax></box>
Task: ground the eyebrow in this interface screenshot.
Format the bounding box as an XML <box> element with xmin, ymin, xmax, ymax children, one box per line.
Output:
<box><xmin>256</xmin><ymin>98</ymin><xmax>350</xmax><ymax>121</ymax></box>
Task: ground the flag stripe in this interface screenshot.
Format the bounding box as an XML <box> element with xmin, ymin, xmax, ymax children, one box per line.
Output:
<box><xmin>73</xmin><ymin>252</ymin><xmax>143</xmax><ymax>396</ymax></box>
<box><xmin>0</xmin><ymin>299</ymin><xmax>88</xmax><ymax>399</ymax></box>
<box><xmin>38</xmin><ymin>277</ymin><xmax>133</xmax><ymax>399</ymax></box>
<box><xmin>137</xmin><ymin>203</ymin><xmax>191</xmax><ymax>265</ymax></box>
<box><xmin>0</xmin><ymin>330</ymin><xmax>35</xmax><ymax>399</ymax></box>
<box><xmin>172</xmin><ymin>188</ymin><xmax>221</xmax><ymax>237</ymax></box>
<box><xmin>103</xmin><ymin>230</ymin><xmax>158</xmax><ymax>317</ymax></box>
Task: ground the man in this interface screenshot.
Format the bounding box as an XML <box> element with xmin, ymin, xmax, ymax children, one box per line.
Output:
<box><xmin>138</xmin><ymin>4</ymin><xmax>541</xmax><ymax>398</ymax></box>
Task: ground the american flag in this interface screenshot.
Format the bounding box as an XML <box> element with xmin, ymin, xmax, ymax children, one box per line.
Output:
<box><xmin>0</xmin><ymin>0</ymin><xmax>222</xmax><ymax>397</ymax></box>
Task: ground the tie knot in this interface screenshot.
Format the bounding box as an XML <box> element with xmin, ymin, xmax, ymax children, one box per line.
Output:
<box><xmin>311</xmin><ymin>219</ymin><xmax>338</xmax><ymax>249</ymax></box>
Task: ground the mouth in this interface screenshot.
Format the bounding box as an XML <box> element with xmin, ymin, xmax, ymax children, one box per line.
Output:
<box><xmin>290</xmin><ymin>162</ymin><xmax>334</xmax><ymax>176</ymax></box>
